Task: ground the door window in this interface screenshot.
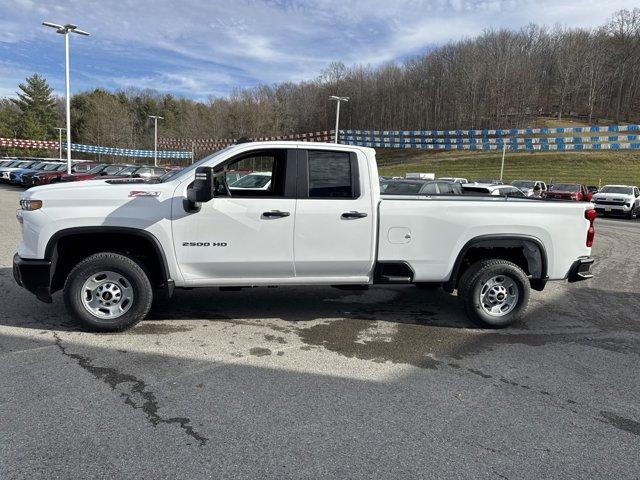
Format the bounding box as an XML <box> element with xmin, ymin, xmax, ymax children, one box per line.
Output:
<box><xmin>419</xmin><ymin>182</ymin><xmax>438</xmax><ymax>195</ymax></box>
<box><xmin>218</xmin><ymin>149</ymin><xmax>288</xmax><ymax>198</ymax></box>
<box><xmin>307</xmin><ymin>151</ymin><xmax>356</xmax><ymax>198</ymax></box>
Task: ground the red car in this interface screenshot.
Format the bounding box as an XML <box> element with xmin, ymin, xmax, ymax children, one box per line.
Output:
<box><xmin>59</xmin><ymin>164</ymin><xmax>136</xmax><ymax>182</ymax></box>
<box><xmin>23</xmin><ymin>162</ymin><xmax>98</xmax><ymax>187</ymax></box>
<box><xmin>545</xmin><ymin>183</ymin><xmax>593</xmax><ymax>201</ymax></box>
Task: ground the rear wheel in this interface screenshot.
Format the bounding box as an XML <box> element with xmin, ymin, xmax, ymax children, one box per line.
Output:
<box><xmin>457</xmin><ymin>259</ymin><xmax>530</xmax><ymax>328</ymax></box>
<box><xmin>63</xmin><ymin>252</ymin><xmax>153</xmax><ymax>331</ymax></box>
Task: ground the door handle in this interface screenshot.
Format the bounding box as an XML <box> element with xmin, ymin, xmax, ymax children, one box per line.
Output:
<box><xmin>263</xmin><ymin>210</ymin><xmax>290</xmax><ymax>218</ymax></box>
<box><xmin>341</xmin><ymin>211</ymin><xmax>368</xmax><ymax>219</ymax></box>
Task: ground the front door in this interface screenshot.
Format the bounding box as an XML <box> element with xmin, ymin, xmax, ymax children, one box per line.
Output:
<box><xmin>172</xmin><ymin>148</ymin><xmax>297</xmax><ymax>284</ymax></box>
<box><xmin>293</xmin><ymin>149</ymin><xmax>375</xmax><ymax>281</ymax></box>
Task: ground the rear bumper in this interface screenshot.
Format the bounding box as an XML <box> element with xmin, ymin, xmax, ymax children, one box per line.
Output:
<box><xmin>13</xmin><ymin>253</ymin><xmax>53</xmax><ymax>303</ymax></box>
<box><xmin>567</xmin><ymin>257</ymin><xmax>594</xmax><ymax>283</ymax></box>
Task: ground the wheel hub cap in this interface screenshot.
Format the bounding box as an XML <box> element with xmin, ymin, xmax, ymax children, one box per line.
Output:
<box><xmin>81</xmin><ymin>271</ymin><xmax>134</xmax><ymax>319</ymax></box>
<box><xmin>479</xmin><ymin>275</ymin><xmax>519</xmax><ymax>317</ymax></box>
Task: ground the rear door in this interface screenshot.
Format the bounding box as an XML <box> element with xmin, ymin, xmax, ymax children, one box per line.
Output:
<box><xmin>293</xmin><ymin>149</ymin><xmax>375</xmax><ymax>280</ymax></box>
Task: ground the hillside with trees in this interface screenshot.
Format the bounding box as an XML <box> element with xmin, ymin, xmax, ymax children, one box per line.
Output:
<box><xmin>0</xmin><ymin>8</ymin><xmax>638</xmax><ymax>153</ymax></box>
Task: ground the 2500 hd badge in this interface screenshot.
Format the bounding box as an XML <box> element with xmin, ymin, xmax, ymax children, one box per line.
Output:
<box><xmin>182</xmin><ymin>242</ymin><xmax>228</xmax><ymax>247</ymax></box>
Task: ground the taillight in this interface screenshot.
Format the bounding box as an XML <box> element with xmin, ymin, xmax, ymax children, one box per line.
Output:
<box><xmin>585</xmin><ymin>208</ymin><xmax>596</xmax><ymax>247</ymax></box>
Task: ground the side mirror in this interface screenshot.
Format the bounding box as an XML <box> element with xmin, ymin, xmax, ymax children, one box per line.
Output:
<box><xmin>185</xmin><ymin>167</ymin><xmax>215</xmax><ymax>212</ymax></box>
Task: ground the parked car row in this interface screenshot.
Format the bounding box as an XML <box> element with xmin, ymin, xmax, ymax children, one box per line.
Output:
<box><xmin>379</xmin><ymin>174</ymin><xmax>639</xmax><ymax>219</ymax></box>
<box><xmin>0</xmin><ymin>158</ymin><xmax>174</xmax><ymax>188</ymax></box>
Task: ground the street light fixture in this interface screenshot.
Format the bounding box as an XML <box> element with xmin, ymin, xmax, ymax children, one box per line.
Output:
<box><xmin>329</xmin><ymin>95</ymin><xmax>349</xmax><ymax>143</ymax></box>
<box><xmin>42</xmin><ymin>22</ymin><xmax>90</xmax><ymax>174</ymax></box>
<box><xmin>148</xmin><ymin>115</ymin><xmax>164</xmax><ymax>167</ymax></box>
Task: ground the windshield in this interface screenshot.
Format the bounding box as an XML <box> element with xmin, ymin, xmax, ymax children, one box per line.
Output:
<box><xmin>599</xmin><ymin>186</ymin><xmax>633</xmax><ymax>195</ymax></box>
<box><xmin>160</xmin><ymin>147</ymin><xmax>233</xmax><ymax>183</ymax></box>
<box><xmin>119</xmin><ymin>166</ymin><xmax>137</xmax><ymax>175</ymax></box>
<box><xmin>512</xmin><ymin>181</ymin><xmax>535</xmax><ymax>188</ymax></box>
<box><xmin>551</xmin><ymin>183</ymin><xmax>579</xmax><ymax>191</ymax></box>
<box><xmin>43</xmin><ymin>163</ymin><xmax>61</xmax><ymax>171</ymax></box>
<box><xmin>103</xmin><ymin>165</ymin><xmax>125</xmax><ymax>175</ymax></box>
<box><xmin>86</xmin><ymin>164</ymin><xmax>107</xmax><ymax>174</ymax></box>
<box><xmin>56</xmin><ymin>164</ymin><xmax>68</xmax><ymax>171</ymax></box>
<box><xmin>230</xmin><ymin>173</ymin><xmax>271</xmax><ymax>188</ymax></box>
<box><xmin>17</xmin><ymin>161</ymin><xmax>33</xmax><ymax>168</ymax></box>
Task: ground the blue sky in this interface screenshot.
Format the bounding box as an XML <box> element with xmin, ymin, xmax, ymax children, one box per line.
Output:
<box><xmin>0</xmin><ymin>0</ymin><xmax>636</xmax><ymax>100</ymax></box>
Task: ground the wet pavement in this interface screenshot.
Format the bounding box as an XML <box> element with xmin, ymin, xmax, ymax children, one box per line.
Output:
<box><xmin>0</xmin><ymin>184</ymin><xmax>639</xmax><ymax>479</ymax></box>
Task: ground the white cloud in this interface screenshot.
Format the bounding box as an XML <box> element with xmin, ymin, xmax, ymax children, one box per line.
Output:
<box><xmin>0</xmin><ymin>0</ymin><xmax>637</xmax><ymax>97</ymax></box>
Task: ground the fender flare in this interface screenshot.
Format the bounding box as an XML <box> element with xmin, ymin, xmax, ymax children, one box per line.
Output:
<box><xmin>444</xmin><ymin>234</ymin><xmax>548</xmax><ymax>291</ymax></box>
<box><xmin>45</xmin><ymin>226</ymin><xmax>172</xmax><ymax>291</ymax></box>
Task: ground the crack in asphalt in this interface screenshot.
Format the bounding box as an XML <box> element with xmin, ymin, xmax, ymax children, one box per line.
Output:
<box><xmin>52</xmin><ymin>333</ymin><xmax>208</xmax><ymax>446</ymax></box>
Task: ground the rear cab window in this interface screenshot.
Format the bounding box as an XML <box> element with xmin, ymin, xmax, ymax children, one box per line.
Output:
<box><xmin>305</xmin><ymin>150</ymin><xmax>358</xmax><ymax>199</ymax></box>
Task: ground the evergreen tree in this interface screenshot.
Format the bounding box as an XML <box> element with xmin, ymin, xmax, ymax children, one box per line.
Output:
<box><xmin>11</xmin><ymin>74</ymin><xmax>58</xmax><ymax>140</ymax></box>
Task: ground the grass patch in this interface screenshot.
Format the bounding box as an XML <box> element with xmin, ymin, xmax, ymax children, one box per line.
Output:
<box><xmin>376</xmin><ymin>149</ymin><xmax>640</xmax><ymax>187</ymax></box>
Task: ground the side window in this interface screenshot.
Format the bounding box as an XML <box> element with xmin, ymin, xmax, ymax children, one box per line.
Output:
<box><xmin>219</xmin><ymin>149</ymin><xmax>287</xmax><ymax>198</ymax></box>
<box><xmin>307</xmin><ymin>151</ymin><xmax>356</xmax><ymax>198</ymax></box>
<box><xmin>506</xmin><ymin>188</ymin><xmax>525</xmax><ymax>197</ymax></box>
<box><xmin>436</xmin><ymin>182</ymin><xmax>454</xmax><ymax>195</ymax></box>
<box><xmin>635</xmin><ymin>188</ymin><xmax>639</xmax><ymax>197</ymax></box>
<box><xmin>420</xmin><ymin>182</ymin><xmax>438</xmax><ymax>195</ymax></box>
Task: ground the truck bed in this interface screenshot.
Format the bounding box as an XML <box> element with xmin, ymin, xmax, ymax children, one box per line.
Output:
<box><xmin>378</xmin><ymin>196</ymin><xmax>592</xmax><ymax>281</ymax></box>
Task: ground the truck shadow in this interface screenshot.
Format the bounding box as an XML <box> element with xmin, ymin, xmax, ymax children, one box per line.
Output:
<box><xmin>3</xmin><ymin>266</ymin><xmax>639</xmax><ymax>336</ymax></box>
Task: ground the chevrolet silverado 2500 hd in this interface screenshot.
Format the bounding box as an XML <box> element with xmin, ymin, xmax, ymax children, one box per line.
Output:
<box><xmin>13</xmin><ymin>142</ymin><xmax>596</xmax><ymax>331</ymax></box>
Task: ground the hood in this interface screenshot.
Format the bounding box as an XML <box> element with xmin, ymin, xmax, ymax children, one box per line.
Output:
<box><xmin>22</xmin><ymin>178</ymin><xmax>176</xmax><ymax>202</ymax></box>
<box><xmin>593</xmin><ymin>192</ymin><xmax>633</xmax><ymax>201</ymax></box>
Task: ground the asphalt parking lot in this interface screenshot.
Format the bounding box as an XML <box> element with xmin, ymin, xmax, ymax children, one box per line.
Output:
<box><xmin>0</xmin><ymin>183</ymin><xmax>639</xmax><ymax>479</ymax></box>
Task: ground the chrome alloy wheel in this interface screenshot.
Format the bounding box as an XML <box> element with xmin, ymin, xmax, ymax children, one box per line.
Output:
<box><xmin>80</xmin><ymin>271</ymin><xmax>134</xmax><ymax>319</ymax></box>
<box><xmin>479</xmin><ymin>275</ymin><xmax>519</xmax><ymax>316</ymax></box>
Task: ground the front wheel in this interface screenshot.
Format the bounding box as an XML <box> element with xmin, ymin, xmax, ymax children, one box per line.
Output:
<box><xmin>63</xmin><ymin>252</ymin><xmax>153</xmax><ymax>331</ymax></box>
<box><xmin>457</xmin><ymin>259</ymin><xmax>530</xmax><ymax>328</ymax></box>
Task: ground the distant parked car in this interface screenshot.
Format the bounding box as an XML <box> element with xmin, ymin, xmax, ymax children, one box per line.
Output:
<box><xmin>99</xmin><ymin>165</ymin><xmax>169</xmax><ymax>181</ymax></box>
<box><xmin>229</xmin><ymin>171</ymin><xmax>272</xmax><ymax>190</ymax></box>
<box><xmin>381</xmin><ymin>179</ymin><xmax>463</xmax><ymax>195</ymax></box>
<box><xmin>511</xmin><ymin>180</ymin><xmax>548</xmax><ymax>197</ymax></box>
<box><xmin>0</xmin><ymin>160</ymin><xmax>38</xmax><ymax>182</ymax></box>
<box><xmin>472</xmin><ymin>178</ymin><xmax>503</xmax><ymax>185</ymax></box>
<box><xmin>592</xmin><ymin>185</ymin><xmax>640</xmax><ymax>219</ymax></box>
<box><xmin>60</xmin><ymin>164</ymin><xmax>141</xmax><ymax>182</ymax></box>
<box><xmin>23</xmin><ymin>162</ymin><xmax>97</xmax><ymax>187</ymax></box>
<box><xmin>462</xmin><ymin>183</ymin><xmax>526</xmax><ymax>197</ymax></box>
<box><xmin>9</xmin><ymin>161</ymin><xmax>63</xmax><ymax>185</ymax></box>
<box><xmin>544</xmin><ymin>183</ymin><xmax>592</xmax><ymax>201</ymax></box>
<box><xmin>439</xmin><ymin>177</ymin><xmax>468</xmax><ymax>184</ymax></box>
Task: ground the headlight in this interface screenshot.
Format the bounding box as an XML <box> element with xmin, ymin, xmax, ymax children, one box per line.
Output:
<box><xmin>20</xmin><ymin>199</ymin><xmax>43</xmax><ymax>211</ymax></box>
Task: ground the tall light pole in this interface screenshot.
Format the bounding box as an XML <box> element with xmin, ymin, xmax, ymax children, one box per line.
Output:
<box><xmin>148</xmin><ymin>115</ymin><xmax>164</xmax><ymax>167</ymax></box>
<box><xmin>55</xmin><ymin>127</ymin><xmax>65</xmax><ymax>160</ymax></box>
<box><xmin>43</xmin><ymin>22</ymin><xmax>90</xmax><ymax>174</ymax></box>
<box><xmin>329</xmin><ymin>95</ymin><xmax>349</xmax><ymax>143</ymax></box>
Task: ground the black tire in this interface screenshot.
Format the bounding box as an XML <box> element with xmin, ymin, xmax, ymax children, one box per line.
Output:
<box><xmin>628</xmin><ymin>207</ymin><xmax>637</xmax><ymax>220</ymax></box>
<box><xmin>63</xmin><ymin>252</ymin><xmax>153</xmax><ymax>331</ymax></box>
<box><xmin>457</xmin><ymin>259</ymin><xmax>530</xmax><ymax>328</ymax></box>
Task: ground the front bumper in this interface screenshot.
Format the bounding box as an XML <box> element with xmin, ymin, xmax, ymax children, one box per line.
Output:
<box><xmin>594</xmin><ymin>204</ymin><xmax>631</xmax><ymax>215</ymax></box>
<box><xmin>567</xmin><ymin>257</ymin><xmax>594</xmax><ymax>283</ymax></box>
<box><xmin>13</xmin><ymin>253</ymin><xmax>53</xmax><ymax>303</ymax></box>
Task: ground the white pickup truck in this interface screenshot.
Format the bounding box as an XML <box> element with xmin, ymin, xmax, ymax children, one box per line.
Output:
<box><xmin>13</xmin><ymin>142</ymin><xmax>596</xmax><ymax>331</ymax></box>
